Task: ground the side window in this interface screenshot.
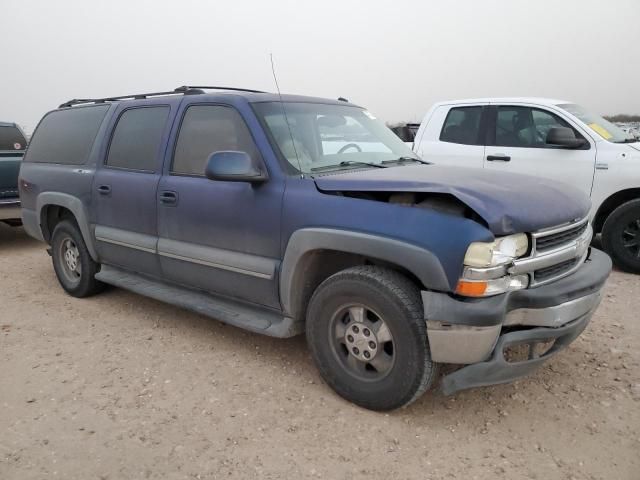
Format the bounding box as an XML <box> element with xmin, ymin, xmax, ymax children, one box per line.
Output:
<box><xmin>495</xmin><ymin>106</ymin><xmax>535</xmax><ymax>147</ymax></box>
<box><xmin>24</xmin><ymin>105</ymin><xmax>109</xmax><ymax>164</ymax></box>
<box><xmin>106</xmin><ymin>106</ymin><xmax>169</xmax><ymax>172</ymax></box>
<box><xmin>531</xmin><ymin>109</ymin><xmax>573</xmax><ymax>145</ymax></box>
<box><xmin>495</xmin><ymin>106</ymin><xmax>579</xmax><ymax>148</ymax></box>
<box><xmin>439</xmin><ymin>107</ymin><xmax>482</xmax><ymax>145</ymax></box>
<box><xmin>172</xmin><ymin>105</ymin><xmax>258</xmax><ymax>176</ymax></box>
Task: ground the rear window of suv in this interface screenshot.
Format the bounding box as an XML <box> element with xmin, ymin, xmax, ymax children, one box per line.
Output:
<box><xmin>0</xmin><ymin>125</ymin><xmax>27</xmax><ymax>151</ymax></box>
<box><xmin>24</xmin><ymin>105</ymin><xmax>109</xmax><ymax>164</ymax></box>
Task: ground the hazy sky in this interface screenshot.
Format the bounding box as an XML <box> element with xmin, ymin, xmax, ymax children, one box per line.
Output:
<box><xmin>3</xmin><ymin>0</ymin><xmax>639</xmax><ymax>133</ymax></box>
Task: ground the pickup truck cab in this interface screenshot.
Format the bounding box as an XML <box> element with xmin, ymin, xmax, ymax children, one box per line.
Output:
<box><xmin>413</xmin><ymin>98</ymin><xmax>640</xmax><ymax>273</ymax></box>
<box><xmin>0</xmin><ymin>121</ymin><xmax>27</xmax><ymax>225</ymax></box>
<box><xmin>19</xmin><ymin>87</ymin><xmax>610</xmax><ymax>410</ymax></box>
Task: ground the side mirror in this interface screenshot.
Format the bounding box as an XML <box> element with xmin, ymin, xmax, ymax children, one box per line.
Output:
<box><xmin>204</xmin><ymin>151</ymin><xmax>268</xmax><ymax>183</ymax></box>
<box><xmin>546</xmin><ymin>127</ymin><xmax>587</xmax><ymax>149</ymax></box>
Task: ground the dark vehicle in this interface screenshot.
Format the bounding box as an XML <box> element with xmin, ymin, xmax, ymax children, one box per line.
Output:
<box><xmin>19</xmin><ymin>86</ymin><xmax>611</xmax><ymax>410</ymax></box>
<box><xmin>0</xmin><ymin>122</ymin><xmax>27</xmax><ymax>225</ymax></box>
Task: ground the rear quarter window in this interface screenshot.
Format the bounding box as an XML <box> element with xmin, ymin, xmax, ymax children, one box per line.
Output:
<box><xmin>0</xmin><ymin>126</ymin><xmax>27</xmax><ymax>151</ymax></box>
<box><xmin>24</xmin><ymin>105</ymin><xmax>109</xmax><ymax>164</ymax></box>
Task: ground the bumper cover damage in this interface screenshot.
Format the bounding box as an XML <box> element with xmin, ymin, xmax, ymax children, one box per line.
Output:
<box><xmin>422</xmin><ymin>248</ymin><xmax>612</xmax><ymax>395</ymax></box>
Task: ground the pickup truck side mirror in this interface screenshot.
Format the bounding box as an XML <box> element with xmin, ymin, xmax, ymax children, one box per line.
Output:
<box><xmin>204</xmin><ymin>151</ymin><xmax>268</xmax><ymax>183</ymax></box>
<box><xmin>546</xmin><ymin>127</ymin><xmax>587</xmax><ymax>149</ymax></box>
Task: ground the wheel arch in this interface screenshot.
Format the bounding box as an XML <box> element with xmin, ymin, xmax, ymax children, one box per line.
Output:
<box><xmin>36</xmin><ymin>192</ymin><xmax>99</xmax><ymax>261</ymax></box>
<box><xmin>279</xmin><ymin>228</ymin><xmax>450</xmax><ymax>321</ymax></box>
<box><xmin>593</xmin><ymin>188</ymin><xmax>640</xmax><ymax>233</ymax></box>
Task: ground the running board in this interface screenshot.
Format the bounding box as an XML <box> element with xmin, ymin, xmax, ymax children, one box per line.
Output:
<box><xmin>95</xmin><ymin>265</ymin><xmax>302</xmax><ymax>338</ymax></box>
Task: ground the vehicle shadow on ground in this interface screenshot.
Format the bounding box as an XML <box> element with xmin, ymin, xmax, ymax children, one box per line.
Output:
<box><xmin>94</xmin><ymin>284</ymin><xmax>517</xmax><ymax>417</ymax></box>
<box><xmin>0</xmin><ymin>224</ymin><xmax>40</xmax><ymax>251</ymax></box>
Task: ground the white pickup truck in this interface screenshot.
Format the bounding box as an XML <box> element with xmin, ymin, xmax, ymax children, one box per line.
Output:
<box><xmin>412</xmin><ymin>97</ymin><xmax>640</xmax><ymax>273</ymax></box>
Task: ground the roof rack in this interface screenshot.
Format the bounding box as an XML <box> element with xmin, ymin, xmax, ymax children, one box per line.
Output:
<box><xmin>59</xmin><ymin>85</ymin><xmax>267</xmax><ymax>108</ymax></box>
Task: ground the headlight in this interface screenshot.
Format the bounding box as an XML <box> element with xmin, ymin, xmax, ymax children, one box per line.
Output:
<box><xmin>457</xmin><ymin>233</ymin><xmax>530</xmax><ymax>297</ymax></box>
<box><xmin>464</xmin><ymin>233</ymin><xmax>529</xmax><ymax>268</ymax></box>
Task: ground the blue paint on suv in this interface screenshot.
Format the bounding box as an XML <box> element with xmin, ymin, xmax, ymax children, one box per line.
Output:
<box><xmin>19</xmin><ymin>86</ymin><xmax>611</xmax><ymax>410</ymax></box>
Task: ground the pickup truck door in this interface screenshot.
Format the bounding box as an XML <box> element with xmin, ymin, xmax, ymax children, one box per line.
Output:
<box><xmin>156</xmin><ymin>100</ymin><xmax>283</xmax><ymax>309</ymax></box>
<box><xmin>92</xmin><ymin>100</ymin><xmax>175</xmax><ymax>277</ymax></box>
<box><xmin>414</xmin><ymin>104</ymin><xmax>486</xmax><ymax>168</ymax></box>
<box><xmin>483</xmin><ymin>105</ymin><xmax>596</xmax><ymax>195</ymax></box>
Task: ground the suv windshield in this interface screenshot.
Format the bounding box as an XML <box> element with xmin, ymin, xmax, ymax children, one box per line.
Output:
<box><xmin>253</xmin><ymin>102</ymin><xmax>419</xmax><ymax>173</ymax></box>
<box><xmin>0</xmin><ymin>125</ymin><xmax>27</xmax><ymax>151</ymax></box>
<box><xmin>558</xmin><ymin>103</ymin><xmax>635</xmax><ymax>143</ymax></box>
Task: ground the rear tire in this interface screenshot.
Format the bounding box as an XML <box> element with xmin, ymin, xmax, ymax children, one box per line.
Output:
<box><xmin>601</xmin><ymin>199</ymin><xmax>640</xmax><ymax>273</ymax></box>
<box><xmin>51</xmin><ymin>220</ymin><xmax>104</xmax><ymax>297</ymax></box>
<box><xmin>306</xmin><ymin>266</ymin><xmax>438</xmax><ymax>411</ymax></box>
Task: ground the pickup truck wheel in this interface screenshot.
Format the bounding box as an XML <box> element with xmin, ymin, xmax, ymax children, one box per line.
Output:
<box><xmin>602</xmin><ymin>199</ymin><xmax>640</xmax><ymax>273</ymax></box>
<box><xmin>51</xmin><ymin>220</ymin><xmax>104</xmax><ymax>298</ymax></box>
<box><xmin>306</xmin><ymin>266</ymin><xmax>437</xmax><ymax>411</ymax></box>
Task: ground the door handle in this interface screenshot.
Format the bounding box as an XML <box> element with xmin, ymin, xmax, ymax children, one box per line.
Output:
<box><xmin>97</xmin><ymin>185</ymin><xmax>112</xmax><ymax>195</ymax></box>
<box><xmin>159</xmin><ymin>191</ymin><xmax>178</xmax><ymax>205</ymax></box>
<box><xmin>486</xmin><ymin>155</ymin><xmax>511</xmax><ymax>162</ymax></box>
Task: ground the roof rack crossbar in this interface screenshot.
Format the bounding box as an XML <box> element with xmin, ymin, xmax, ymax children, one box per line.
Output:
<box><xmin>59</xmin><ymin>85</ymin><xmax>266</xmax><ymax>108</ymax></box>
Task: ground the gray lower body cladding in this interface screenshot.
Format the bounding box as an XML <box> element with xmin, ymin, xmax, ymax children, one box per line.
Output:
<box><xmin>422</xmin><ymin>248</ymin><xmax>612</xmax><ymax>395</ymax></box>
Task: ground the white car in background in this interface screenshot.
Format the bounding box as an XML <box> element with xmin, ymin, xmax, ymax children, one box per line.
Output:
<box><xmin>412</xmin><ymin>98</ymin><xmax>640</xmax><ymax>273</ymax></box>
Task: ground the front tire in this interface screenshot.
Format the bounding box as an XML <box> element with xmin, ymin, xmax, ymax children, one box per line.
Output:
<box><xmin>51</xmin><ymin>220</ymin><xmax>104</xmax><ymax>297</ymax></box>
<box><xmin>601</xmin><ymin>199</ymin><xmax>640</xmax><ymax>273</ymax></box>
<box><xmin>306</xmin><ymin>266</ymin><xmax>438</xmax><ymax>411</ymax></box>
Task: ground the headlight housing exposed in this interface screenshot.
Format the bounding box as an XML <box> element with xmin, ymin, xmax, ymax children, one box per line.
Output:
<box><xmin>457</xmin><ymin>233</ymin><xmax>530</xmax><ymax>297</ymax></box>
<box><xmin>463</xmin><ymin>233</ymin><xmax>529</xmax><ymax>268</ymax></box>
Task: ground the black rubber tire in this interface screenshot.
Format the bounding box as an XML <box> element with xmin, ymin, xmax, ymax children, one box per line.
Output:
<box><xmin>306</xmin><ymin>266</ymin><xmax>438</xmax><ymax>411</ymax></box>
<box><xmin>601</xmin><ymin>199</ymin><xmax>640</xmax><ymax>274</ymax></box>
<box><xmin>51</xmin><ymin>220</ymin><xmax>104</xmax><ymax>298</ymax></box>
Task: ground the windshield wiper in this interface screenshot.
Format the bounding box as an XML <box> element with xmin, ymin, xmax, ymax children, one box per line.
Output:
<box><xmin>310</xmin><ymin>160</ymin><xmax>388</xmax><ymax>172</ymax></box>
<box><xmin>381</xmin><ymin>156</ymin><xmax>431</xmax><ymax>165</ymax></box>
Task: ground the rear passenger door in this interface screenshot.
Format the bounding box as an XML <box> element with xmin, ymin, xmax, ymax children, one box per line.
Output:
<box><xmin>484</xmin><ymin>105</ymin><xmax>596</xmax><ymax>194</ymax></box>
<box><xmin>92</xmin><ymin>101</ymin><xmax>174</xmax><ymax>277</ymax></box>
<box><xmin>415</xmin><ymin>104</ymin><xmax>486</xmax><ymax>168</ymax></box>
<box><xmin>156</xmin><ymin>101</ymin><xmax>283</xmax><ymax>309</ymax></box>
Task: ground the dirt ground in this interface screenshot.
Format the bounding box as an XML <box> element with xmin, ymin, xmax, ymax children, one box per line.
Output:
<box><xmin>1</xmin><ymin>224</ymin><xmax>638</xmax><ymax>480</ymax></box>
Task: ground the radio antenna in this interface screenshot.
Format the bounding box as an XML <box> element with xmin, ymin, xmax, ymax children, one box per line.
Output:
<box><xmin>270</xmin><ymin>54</ymin><xmax>303</xmax><ymax>178</ymax></box>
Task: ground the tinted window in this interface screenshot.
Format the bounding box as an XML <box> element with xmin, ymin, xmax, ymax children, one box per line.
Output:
<box><xmin>172</xmin><ymin>105</ymin><xmax>258</xmax><ymax>176</ymax></box>
<box><xmin>439</xmin><ymin>107</ymin><xmax>482</xmax><ymax>145</ymax></box>
<box><xmin>106</xmin><ymin>106</ymin><xmax>169</xmax><ymax>171</ymax></box>
<box><xmin>25</xmin><ymin>105</ymin><xmax>109</xmax><ymax>164</ymax></box>
<box><xmin>495</xmin><ymin>106</ymin><xmax>578</xmax><ymax>148</ymax></box>
<box><xmin>0</xmin><ymin>126</ymin><xmax>27</xmax><ymax>151</ymax></box>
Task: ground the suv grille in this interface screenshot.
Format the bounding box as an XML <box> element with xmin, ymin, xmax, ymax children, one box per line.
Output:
<box><xmin>533</xmin><ymin>258</ymin><xmax>579</xmax><ymax>282</ymax></box>
<box><xmin>510</xmin><ymin>217</ymin><xmax>592</xmax><ymax>287</ymax></box>
<box><xmin>535</xmin><ymin>221</ymin><xmax>589</xmax><ymax>253</ymax></box>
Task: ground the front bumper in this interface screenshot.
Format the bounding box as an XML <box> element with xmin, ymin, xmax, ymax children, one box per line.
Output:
<box><xmin>0</xmin><ymin>197</ymin><xmax>21</xmax><ymax>221</ymax></box>
<box><xmin>422</xmin><ymin>248</ymin><xmax>611</xmax><ymax>395</ymax></box>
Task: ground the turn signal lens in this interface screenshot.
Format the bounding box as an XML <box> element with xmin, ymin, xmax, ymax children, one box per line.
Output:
<box><xmin>456</xmin><ymin>275</ymin><xmax>529</xmax><ymax>297</ymax></box>
<box><xmin>455</xmin><ymin>280</ymin><xmax>488</xmax><ymax>297</ymax></box>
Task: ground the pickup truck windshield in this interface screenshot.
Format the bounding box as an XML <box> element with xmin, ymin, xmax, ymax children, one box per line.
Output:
<box><xmin>253</xmin><ymin>102</ymin><xmax>419</xmax><ymax>173</ymax></box>
<box><xmin>558</xmin><ymin>103</ymin><xmax>635</xmax><ymax>144</ymax></box>
<box><xmin>0</xmin><ymin>125</ymin><xmax>27</xmax><ymax>151</ymax></box>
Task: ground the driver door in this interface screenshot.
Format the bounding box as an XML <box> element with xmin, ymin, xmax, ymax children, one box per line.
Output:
<box><xmin>156</xmin><ymin>101</ymin><xmax>283</xmax><ymax>309</ymax></box>
<box><xmin>484</xmin><ymin>105</ymin><xmax>596</xmax><ymax>195</ymax></box>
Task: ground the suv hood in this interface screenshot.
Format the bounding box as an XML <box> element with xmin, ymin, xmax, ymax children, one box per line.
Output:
<box><xmin>313</xmin><ymin>165</ymin><xmax>590</xmax><ymax>236</ymax></box>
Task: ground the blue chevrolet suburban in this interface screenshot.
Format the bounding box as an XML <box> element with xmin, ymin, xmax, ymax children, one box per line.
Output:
<box><xmin>19</xmin><ymin>86</ymin><xmax>611</xmax><ymax>410</ymax></box>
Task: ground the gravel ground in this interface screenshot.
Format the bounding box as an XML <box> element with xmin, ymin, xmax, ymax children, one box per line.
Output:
<box><xmin>1</xmin><ymin>224</ymin><xmax>639</xmax><ymax>480</ymax></box>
